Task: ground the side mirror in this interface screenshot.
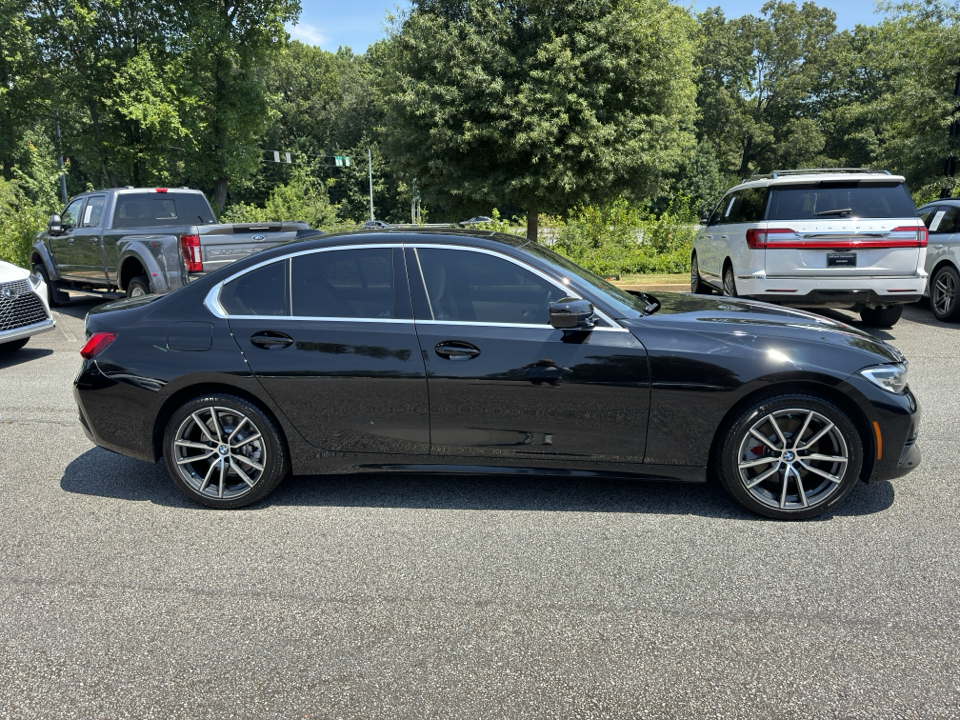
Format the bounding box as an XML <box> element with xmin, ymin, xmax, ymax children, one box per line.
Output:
<box><xmin>549</xmin><ymin>297</ymin><xmax>597</xmax><ymax>330</ymax></box>
<box><xmin>48</xmin><ymin>214</ymin><xmax>62</xmax><ymax>235</ymax></box>
<box><xmin>699</xmin><ymin>214</ymin><xmax>709</xmax><ymax>225</ymax></box>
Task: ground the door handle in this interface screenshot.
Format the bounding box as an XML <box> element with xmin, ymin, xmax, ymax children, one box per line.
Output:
<box><xmin>250</xmin><ymin>331</ymin><xmax>294</xmax><ymax>350</ymax></box>
<box><xmin>435</xmin><ymin>340</ymin><xmax>480</xmax><ymax>360</ymax></box>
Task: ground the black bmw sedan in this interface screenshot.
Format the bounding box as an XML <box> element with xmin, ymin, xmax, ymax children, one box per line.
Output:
<box><xmin>74</xmin><ymin>230</ymin><xmax>921</xmax><ymax>519</ymax></box>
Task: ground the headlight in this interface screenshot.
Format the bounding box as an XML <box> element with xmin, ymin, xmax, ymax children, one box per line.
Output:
<box><xmin>28</xmin><ymin>271</ymin><xmax>42</xmax><ymax>288</ymax></box>
<box><xmin>860</xmin><ymin>363</ymin><xmax>909</xmax><ymax>394</ymax></box>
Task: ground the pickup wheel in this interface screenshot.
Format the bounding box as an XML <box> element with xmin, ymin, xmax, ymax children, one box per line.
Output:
<box><xmin>33</xmin><ymin>264</ymin><xmax>65</xmax><ymax>307</ymax></box>
<box><xmin>126</xmin><ymin>276</ymin><xmax>151</xmax><ymax>298</ymax></box>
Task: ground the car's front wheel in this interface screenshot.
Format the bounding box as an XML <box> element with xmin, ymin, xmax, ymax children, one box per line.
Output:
<box><xmin>162</xmin><ymin>394</ymin><xmax>289</xmax><ymax>508</ymax></box>
<box><xmin>714</xmin><ymin>393</ymin><xmax>863</xmax><ymax>519</ymax></box>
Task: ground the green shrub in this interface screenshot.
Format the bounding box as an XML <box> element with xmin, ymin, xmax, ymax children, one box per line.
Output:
<box><xmin>221</xmin><ymin>169</ymin><xmax>342</xmax><ymax>231</ymax></box>
<box><xmin>0</xmin><ymin>138</ymin><xmax>62</xmax><ymax>268</ymax></box>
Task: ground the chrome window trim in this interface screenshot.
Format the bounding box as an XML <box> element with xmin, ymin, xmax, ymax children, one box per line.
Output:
<box><xmin>203</xmin><ymin>240</ymin><xmax>628</xmax><ymax>332</ymax></box>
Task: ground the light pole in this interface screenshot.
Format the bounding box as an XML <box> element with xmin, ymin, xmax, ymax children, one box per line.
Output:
<box><xmin>54</xmin><ymin>110</ymin><xmax>67</xmax><ymax>205</ymax></box>
<box><xmin>367</xmin><ymin>148</ymin><xmax>375</xmax><ymax>221</ymax></box>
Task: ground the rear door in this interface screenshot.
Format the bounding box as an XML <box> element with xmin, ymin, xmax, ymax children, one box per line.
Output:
<box><xmin>223</xmin><ymin>245</ymin><xmax>430</xmax><ymax>455</ymax></box>
<box><xmin>762</xmin><ymin>181</ymin><xmax>924</xmax><ymax>277</ymax></box>
<box><xmin>923</xmin><ymin>204</ymin><xmax>960</xmax><ymax>275</ymax></box>
<box><xmin>70</xmin><ymin>194</ymin><xmax>108</xmax><ymax>280</ymax></box>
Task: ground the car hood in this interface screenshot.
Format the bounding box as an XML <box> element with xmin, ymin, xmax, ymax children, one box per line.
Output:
<box><xmin>624</xmin><ymin>292</ymin><xmax>904</xmax><ymax>365</ymax></box>
<box><xmin>0</xmin><ymin>260</ymin><xmax>29</xmax><ymax>283</ymax></box>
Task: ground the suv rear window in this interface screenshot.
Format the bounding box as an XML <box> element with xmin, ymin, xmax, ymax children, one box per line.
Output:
<box><xmin>767</xmin><ymin>182</ymin><xmax>916</xmax><ymax>220</ymax></box>
<box><xmin>113</xmin><ymin>193</ymin><xmax>216</xmax><ymax>228</ymax></box>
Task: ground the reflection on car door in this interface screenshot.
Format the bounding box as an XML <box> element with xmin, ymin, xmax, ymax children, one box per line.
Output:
<box><xmin>924</xmin><ymin>205</ymin><xmax>960</xmax><ymax>276</ymax></box>
<box><xmin>407</xmin><ymin>246</ymin><xmax>650</xmax><ymax>464</ymax></box>
<box><xmin>225</xmin><ymin>246</ymin><xmax>430</xmax><ymax>455</ymax></box>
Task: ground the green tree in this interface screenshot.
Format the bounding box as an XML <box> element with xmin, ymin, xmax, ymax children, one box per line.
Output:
<box><xmin>381</xmin><ymin>0</ymin><xmax>699</xmax><ymax>240</ymax></box>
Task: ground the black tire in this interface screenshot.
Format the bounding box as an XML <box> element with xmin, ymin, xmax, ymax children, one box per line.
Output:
<box><xmin>33</xmin><ymin>263</ymin><xmax>65</xmax><ymax>307</ymax></box>
<box><xmin>714</xmin><ymin>392</ymin><xmax>863</xmax><ymax>520</ymax></box>
<box><xmin>722</xmin><ymin>262</ymin><xmax>738</xmax><ymax>297</ymax></box>
<box><xmin>162</xmin><ymin>394</ymin><xmax>289</xmax><ymax>509</ymax></box>
<box><xmin>691</xmin><ymin>254</ymin><xmax>711</xmax><ymax>294</ymax></box>
<box><xmin>0</xmin><ymin>337</ymin><xmax>29</xmax><ymax>352</ymax></box>
<box><xmin>859</xmin><ymin>304</ymin><xmax>903</xmax><ymax>328</ymax></box>
<box><xmin>126</xmin><ymin>275</ymin><xmax>151</xmax><ymax>298</ymax></box>
<box><xmin>930</xmin><ymin>264</ymin><xmax>960</xmax><ymax>322</ymax></box>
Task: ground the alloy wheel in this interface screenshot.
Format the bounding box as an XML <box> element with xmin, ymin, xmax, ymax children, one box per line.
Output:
<box><xmin>736</xmin><ymin>408</ymin><xmax>849</xmax><ymax>511</ymax></box>
<box><xmin>172</xmin><ymin>406</ymin><xmax>266</xmax><ymax>500</ymax></box>
<box><xmin>932</xmin><ymin>268</ymin><xmax>957</xmax><ymax>317</ymax></box>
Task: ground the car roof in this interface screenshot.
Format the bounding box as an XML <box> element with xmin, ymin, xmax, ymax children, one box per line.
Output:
<box><xmin>730</xmin><ymin>172</ymin><xmax>905</xmax><ymax>191</ymax></box>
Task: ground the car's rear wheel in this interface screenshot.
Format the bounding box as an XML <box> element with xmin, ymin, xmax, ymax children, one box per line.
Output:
<box><xmin>163</xmin><ymin>394</ymin><xmax>288</xmax><ymax>508</ymax></box>
<box><xmin>722</xmin><ymin>263</ymin><xmax>738</xmax><ymax>297</ymax></box>
<box><xmin>0</xmin><ymin>337</ymin><xmax>29</xmax><ymax>352</ymax></box>
<box><xmin>859</xmin><ymin>304</ymin><xmax>903</xmax><ymax>327</ymax></box>
<box><xmin>714</xmin><ymin>393</ymin><xmax>863</xmax><ymax>519</ymax></box>
<box><xmin>930</xmin><ymin>265</ymin><xmax>960</xmax><ymax>322</ymax></box>
<box><xmin>691</xmin><ymin>255</ymin><xmax>711</xmax><ymax>294</ymax></box>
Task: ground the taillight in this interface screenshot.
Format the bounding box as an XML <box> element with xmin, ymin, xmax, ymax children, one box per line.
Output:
<box><xmin>746</xmin><ymin>228</ymin><xmax>794</xmax><ymax>248</ymax></box>
<box><xmin>155</xmin><ymin>188</ymin><xmax>168</xmax><ymax>193</ymax></box>
<box><xmin>180</xmin><ymin>234</ymin><xmax>202</xmax><ymax>272</ymax></box>
<box><xmin>80</xmin><ymin>332</ymin><xmax>116</xmax><ymax>359</ymax></box>
<box><xmin>891</xmin><ymin>226</ymin><xmax>928</xmax><ymax>247</ymax></box>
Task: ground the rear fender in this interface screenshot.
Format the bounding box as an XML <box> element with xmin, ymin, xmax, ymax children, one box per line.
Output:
<box><xmin>117</xmin><ymin>240</ymin><xmax>172</xmax><ymax>293</ymax></box>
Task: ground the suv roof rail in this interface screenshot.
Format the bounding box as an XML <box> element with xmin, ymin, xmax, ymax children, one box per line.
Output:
<box><xmin>748</xmin><ymin>168</ymin><xmax>890</xmax><ymax>181</ymax></box>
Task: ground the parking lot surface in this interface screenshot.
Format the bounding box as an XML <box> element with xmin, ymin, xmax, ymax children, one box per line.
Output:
<box><xmin>2</xmin><ymin>295</ymin><xmax>959</xmax><ymax>719</ymax></box>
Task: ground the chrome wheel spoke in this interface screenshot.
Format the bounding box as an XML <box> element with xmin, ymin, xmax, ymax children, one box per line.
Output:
<box><xmin>229</xmin><ymin>458</ymin><xmax>256</xmax><ymax>487</ymax></box>
<box><xmin>227</xmin><ymin>416</ymin><xmax>249</xmax><ymax>443</ymax></box>
<box><xmin>745</xmin><ymin>464</ymin><xmax>781</xmax><ymax>488</ymax></box>
<box><xmin>749</xmin><ymin>428</ymin><xmax>781</xmax><ymax>452</ymax></box>
<box><xmin>795</xmin><ymin>421</ymin><xmax>834</xmax><ymax>450</ymax></box>
<box><xmin>209</xmin><ymin>408</ymin><xmax>224</xmax><ymax>443</ymax></box>
<box><xmin>798</xmin><ymin>460</ymin><xmax>842</xmax><ymax>484</ymax></box>
<box><xmin>191</xmin><ymin>412</ymin><xmax>217</xmax><ymax>443</ymax></box>
<box><xmin>233</xmin><ymin>454</ymin><xmax>264</xmax><ymax>472</ymax></box>
<box><xmin>803</xmin><ymin>452</ymin><xmax>848</xmax><ymax>464</ymax></box>
<box><xmin>177</xmin><ymin>451</ymin><xmax>214</xmax><ymax>465</ymax></box>
<box><xmin>198</xmin><ymin>459</ymin><xmax>218</xmax><ymax>493</ymax></box>
<box><xmin>779</xmin><ymin>472</ymin><xmax>789</xmax><ymax>508</ymax></box>
<box><xmin>790</xmin><ymin>466</ymin><xmax>809</xmax><ymax>508</ymax></box>
<box><xmin>176</xmin><ymin>439</ymin><xmax>213</xmax><ymax>451</ymax></box>
<box><xmin>768</xmin><ymin>414</ymin><xmax>788</xmax><ymax>449</ymax></box>
<box><xmin>792</xmin><ymin>411</ymin><xmax>814</xmax><ymax>450</ymax></box>
<box><xmin>232</xmin><ymin>432</ymin><xmax>262</xmax><ymax>449</ymax></box>
<box><xmin>218</xmin><ymin>458</ymin><xmax>226</xmax><ymax>498</ymax></box>
<box><xmin>739</xmin><ymin>456</ymin><xmax>778</xmax><ymax>469</ymax></box>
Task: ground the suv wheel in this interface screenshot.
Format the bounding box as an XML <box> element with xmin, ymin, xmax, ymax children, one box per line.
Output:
<box><xmin>162</xmin><ymin>394</ymin><xmax>289</xmax><ymax>508</ymax></box>
<box><xmin>722</xmin><ymin>264</ymin><xmax>738</xmax><ymax>297</ymax></box>
<box><xmin>691</xmin><ymin>255</ymin><xmax>711</xmax><ymax>294</ymax></box>
<box><xmin>859</xmin><ymin>305</ymin><xmax>903</xmax><ymax>328</ymax></box>
<box><xmin>126</xmin><ymin>276</ymin><xmax>151</xmax><ymax>298</ymax></box>
<box><xmin>714</xmin><ymin>392</ymin><xmax>863</xmax><ymax>519</ymax></box>
<box><xmin>930</xmin><ymin>265</ymin><xmax>960</xmax><ymax>322</ymax></box>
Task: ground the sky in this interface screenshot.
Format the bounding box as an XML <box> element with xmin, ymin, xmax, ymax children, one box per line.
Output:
<box><xmin>287</xmin><ymin>0</ymin><xmax>882</xmax><ymax>53</ymax></box>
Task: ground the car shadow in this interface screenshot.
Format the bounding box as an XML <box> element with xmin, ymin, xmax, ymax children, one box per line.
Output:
<box><xmin>0</xmin><ymin>346</ymin><xmax>54</xmax><ymax>368</ymax></box>
<box><xmin>52</xmin><ymin>295</ymin><xmax>106</xmax><ymax>320</ymax></box>
<box><xmin>60</xmin><ymin>447</ymin><xmax>895</xmax><ymax>520</ymax></box>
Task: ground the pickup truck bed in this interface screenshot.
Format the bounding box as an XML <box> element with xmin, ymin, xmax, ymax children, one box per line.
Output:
<box><xmin>30</xmin><ymin>188</ymin><xmax>315</xmax><ymax>303</ymax></box>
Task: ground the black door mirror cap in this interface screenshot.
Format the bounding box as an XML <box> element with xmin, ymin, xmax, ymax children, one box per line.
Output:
<box><xmin>549</xmin><ymin>297</ymin><xmax>597</xmax><ymax>330</ymax></box>
<box><xmin>48</xmin><ymin>214</ymin><xmax>63</xmax><ymax>235</ymax></box>
<box><xmin>699</xmin><ymin>214</ymin><xmax>710</xmax><ymax>225</ymax></box>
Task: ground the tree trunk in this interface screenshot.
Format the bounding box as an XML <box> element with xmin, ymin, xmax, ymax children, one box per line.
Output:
<box><xmin>738</xmin><ymin>135</ymin><xmax>753</xmax><ymax>177</ymax></box>
<box><xmin>526</xmin><ymin>205</ymin><xmax>538</xmax><ymax>242</ymax></box>
<box><xmin>214</xmin><ymin>178</ymin><xmax>228</xmax><ymax>214</ymax></box>
<box><xmin>86</xmin><ymin>96</ymin><xmax>117</xmax><ymax>188</ymax></box>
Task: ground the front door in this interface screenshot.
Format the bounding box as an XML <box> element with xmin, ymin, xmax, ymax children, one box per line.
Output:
<box><xmin>407</xmin><ymin>246</ymin><xmax>650</xmax><ymax>464</ymax></box>
<box><xmin>49</xmin><ymin>197</ymin><xmax>86</xmax><ymax>279</ymax></box>
<box><xmin>225</xmin><ymin>246</ymin><xmax>430</xmax><ymax>455</ymax></box>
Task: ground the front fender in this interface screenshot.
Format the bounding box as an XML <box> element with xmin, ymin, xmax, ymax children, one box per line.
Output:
<box><xmin>30</xmin><ymin>237</ymin><xmax>60</xmax><ymax>280</ymax></box>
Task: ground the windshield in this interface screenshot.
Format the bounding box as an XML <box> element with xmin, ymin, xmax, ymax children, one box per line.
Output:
<box><xmin>767</xmin><ymin>181</ymin><xmax>916</xmax><ymax>220</ymax></box>
<box><xmin>521</xmin><ymin>242</ymin><xmax>650</xmax><ymax>318</ymax></box>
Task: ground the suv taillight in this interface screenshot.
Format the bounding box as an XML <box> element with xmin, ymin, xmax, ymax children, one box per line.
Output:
<box><xmin>891</xmin><ymin>226</ymin><xmax>928</xmax><ymax>247</ymax></box>
<box><xmin>80</xmin><ymin>332</ymin><xmax>116</xmax><ymax>359</ymax></box>
<box><xmin>746</xmin><ymin>228</ymin><xmax>794</xmax><ymax>248</ymax></box>
<box><xmin>180</xmin><ymin>234</ymin><xmax>202</xmax><ymax>272</ymax></box>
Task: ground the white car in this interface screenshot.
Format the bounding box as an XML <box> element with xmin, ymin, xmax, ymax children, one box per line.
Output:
<box><xmin>0</xmin><ymin>260</ymin><xmax>56</xmax><ymax>352</ymax></box>
<box><xmin>691</xmin><ymin>169</ymin><xmax>928</xmax><ymax>327</ymax></box>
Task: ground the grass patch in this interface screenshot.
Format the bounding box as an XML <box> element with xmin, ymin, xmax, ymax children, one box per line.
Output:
<box><xmin>613</xmin><ymin>273</ymin><xmax>689</xmax><ymax>285</ymax></box>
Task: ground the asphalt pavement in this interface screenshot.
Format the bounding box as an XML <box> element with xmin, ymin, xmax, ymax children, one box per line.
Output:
<box><xmin>1</xmin><ymin>294</ymin><xmax>959</xmax><ymax>719</ymax></box>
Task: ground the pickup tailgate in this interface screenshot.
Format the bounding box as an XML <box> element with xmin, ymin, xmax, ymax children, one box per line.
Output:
<box><xmin>198</xmin><ymin>223</ymin><xmax>311</xmax><ymax>273</ymax></box>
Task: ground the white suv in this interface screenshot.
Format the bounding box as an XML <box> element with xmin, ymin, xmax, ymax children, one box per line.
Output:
<box><xmin>691</xmin><ymin>169</ymin><xmax>928</xmax><ymax>327</ymax></box>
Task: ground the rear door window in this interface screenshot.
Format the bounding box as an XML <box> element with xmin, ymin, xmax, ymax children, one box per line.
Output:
<box><xmin>927</xmin><ymin>206</ymin><xmax>960</xmax><ymax>234</ymax></box>
<box><xmin>767</xmin><ymin>182</ymin><xmax>916</xmax><ymax>220</ymax></box>
<box><xmin>81</xmin><ymin>196</ymin><xmax>106</xmax><ymax>227</ymax></box>
<box><xmin>220</xmin><ymin>260</ymin><xmax>289</xmax><ymax>316</ymax></box>
<box><xmin>291</xmin><ymin>248</ymin><xmax>395</xmax><ymax>319</ymax></box>
<box><xmin>113</xmin><ymin>193</ymin><xmax>216</xmax><ymax>228</ymax></box>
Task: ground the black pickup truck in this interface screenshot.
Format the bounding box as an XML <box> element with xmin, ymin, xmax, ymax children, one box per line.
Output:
<box><xmin>30</xmin><ymin>187</ymin><xmax>314</xmax><ymax>304</ymax></box>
